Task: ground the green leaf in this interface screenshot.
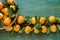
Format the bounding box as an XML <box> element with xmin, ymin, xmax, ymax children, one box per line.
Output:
<box><xmin>45</xmin><ymin>17</ymin><xmax>51</xmax><ymax>27</ymax></box>
<box><xmin>10</xmin><ymin>14</ymin><xmax>16</xmax><ymax>18</ymax></box>
<box><xmin>36</xmin><ymin>16</ymin><xmax>40</xmax><ymax>23</ymax></box>
<box><xmin>15</xmin><ymin>4</ymin><xmax>19</xmax><ymax>12</ymax></box>
<box><xmin>19</xmin><ymin>27</ymin><xmax>25</xmax><ymax>34</ymax></box>
<box><xmin>11</xmin><ymin>31</ymin><xmax>15</xmax><ymax>35</ymax></box>
<box><xmin>14</xmin><ymin>1</ymin><xmax>19</xmax><ymax>12</ymax></box>
<box><xmin>0</xmin><ymin>20</ymin><xmax>3</xmax><ymax>27</ymax></box>
<box><xmin>47</xmin><ymin>28</ymin><xmax>50</xmax><ymax>34</ymax></box>
<box><xmin>8</xmin><ymin>8</ymin><xmax>15</xmax><ymax>14</ymax></box>
<box><xmin>57</xmin><ymin>25</ymin><xmax>60</xmax><ymax>31</ymax></box>
<box><xmin>56</xmin><ymin>17</ymin><xmax>60</xmax><ymax>22</ymax></box>
<box><xmin>8</xmin><ymin>8</ymin><xmax>16</xmax><ymax>18</ymax></box>
<box><xmin>3</xmin><ymin>2</ymin><xmax>10</xmax><ymax>8</ymax></box>
<box><xmin>25</xmin><ymin>16</ymin><xmax>31</xmax><ymax>23</ymax></box>
<box><xmin>34</xmin><ymin>23</ymin><xmax>41</xmax><ymax>30</ymax></box>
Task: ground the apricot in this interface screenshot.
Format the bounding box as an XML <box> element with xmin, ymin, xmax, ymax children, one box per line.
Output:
<box><xmin>25</xmin><ymin>26</ymin><xmax>32</xmax><ymax>34</ymax></box>
<box><xmin>31</xmin><ymin>17</ymin><xmax>36</xmax><ymax>24</ymax></box>
<box><xmin>0</xmin><ymin>13</ymin><xmax>3</xmax><ymax>19</ymax></box>
<box><xmin>5</xmin><ymin>26</ymin><xmax>13</xmax><ymax>31</ymax></box>
<box><xmin>50</xmin><ymin>24</ymin><xmax>57</xmax><ymax>32</ymax></box>
<box><xmin>7</xmin><ymin>0</ymin><xmax>14</xmax><ymax>4</ymax></box>
<box><xmin>13</xmin><ymin>25</ymin><xmax>20</xmax><ymax>32</ymax></box>
<box><xmin>17</xmin><ymin>16</ymin><xmax>24</xmax><ymax>24</ymax></box>
<box><xmin>34</xmin><ymin>28</ymin><xmax>40</xmax><ymax>34</ymax></box>
<box><xmin>49</xmin><ymin>16</ymin><xmax>56</xmax><ymax>23</ymax></box>
<box><xmin>40</xmin><ymin>17</ymin><xmax>46</xmax><ymax>24</ymax></box>
<box><xmin>3</xmin><ymin>15</ymin><xmax>7</xmax><ymax>20</ymax></box>
<box><xmin>1</xmin><ymin>8</ymin><xmax>9</xmax><ymax>16</ymax></box>
<box><xmin>41</xmin><ymin>26</ymin><xmax>47</xmax><ymax>33</ymax></box>
<box><xmin>4</xmin><ymin>17</ymin><xmax>11</xmax><ymax>25</ymax></box>
<box><xmin>0</xmin><ymin>2</ymin><xmax>4</xmax><ymax>10</ymax></box>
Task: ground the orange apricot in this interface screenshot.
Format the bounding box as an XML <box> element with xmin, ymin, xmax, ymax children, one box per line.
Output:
<box><xmin>40</xmin><ymin>17</ymin><xmax>46</xmax><ymax>24</ymax></box>
<box><xmin>0</xmin><ymin>2</ymin><xmax>4</xmax><ymax>10</ymax></box>
<box><xmin>4</xmin><ymin>17</ymin><xmax>11</xmax><ymax>25</ymax></box>
<box><xmin>31</xmin><ymin>17</ymin><xmax>36</xmax><ymax>24</ymax></box>
<box><xmin>49</xmin><ymin>16</ymin><xmax>56</xmax><ymax>23</ymax></box>
<box><xmin>7</xmin><ymin>0</ymin><xmax>14</xmax><ymax>4</ymax></box>
<box><xmin>13</xmin><ymin>25</ymin><xmax>20</xmax><ymax>32</ymax></box>
<box><xmin>1</xmin><ymin>8</ymin><xmax>9</xmax><ymax>16</ymax></box>
<box><xmin>3</xmin><ymin>15</ymin><xmax>7</xmax><ymax>20</ymax></box>
<box><xmin>17</xmin><ymin>16</ymin><xmax>24</xmax><ymax>24</ymax></box>
<box><xmin>5</xmin><ymin>26</ymin><xmax>13</xmax><ymax>31</ymax></box>
<box><xmin>41</xmin><ymin>26</ymin><xmax>47</xmax><ymax>33</ymax></box>
<box><xmin>34</xmin><ymin>28</ymin><xmax>40</xmax><ymax>34</ymax></box>
<box><xmin>50</xmin><ymin>24</ymin><xmax>57</xmax><ymax>32</ymax></box>
<box><xmin>0</xmin><ymin>13</ymin><xmax>3</xmax><ymax>19</ymax></box>
<box><xmin>25</xmin><ymin>26</ymin><xmax>32</xmax><ymax>34</ymax></box>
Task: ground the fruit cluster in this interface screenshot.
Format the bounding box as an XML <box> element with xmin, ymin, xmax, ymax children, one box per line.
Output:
<box><xmin>0</xmin><ymin>0</ymin><xmax>60</xmax><ymax>35</ymax></box>
<box><xmin>14</xmin><ymin>16</ymin><xmax>60</xmax><ymax>34</ymax></box>
<box><xmin>0</xmin><ymin>0</ymin><xmax>18</xmax><ymax>27</ymax></box>
<box><xmin>5</xmin><ymin>15</ymin><xmax>60</xmax><ymax>34</ymax></box>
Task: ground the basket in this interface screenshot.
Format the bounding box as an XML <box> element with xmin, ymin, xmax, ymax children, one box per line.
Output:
<box><xmin>0</xmin><ymin>12</ymin><xmax>18</xmax><ymax>30</ymax></box>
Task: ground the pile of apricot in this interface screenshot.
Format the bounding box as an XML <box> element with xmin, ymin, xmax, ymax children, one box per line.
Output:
<box><xmin>0</xmin><ymin>0</ymin><xmax>18</xmax><ymax>32</ymax></box>
<box><xmin>0</xmin><ymin>0</ymin><xmax>60</xmax><ymax>34</ymax></box>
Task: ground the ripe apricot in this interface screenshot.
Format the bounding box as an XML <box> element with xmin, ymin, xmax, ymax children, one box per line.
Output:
<box><xmin>41</xmin><ymin>26</ymin><xmax>47</xmax><ymax>33</ymax></box>
<box><xmin>50</xmin><ymin>24</ymin><xmax>57</xmax><ymax>32</ymax></box>
<box><xmin>40</xmin><ymin>17</ymin><xmax>46</xmax><ymax>24</ymax></box>
<box><xmin>0</xmin><ymin>13</ymin><xmax>3</xmax><ymax>19</ymax></box>
<box><xmin>34</xmin><ymin>28</ymin><xmax>40</xmax><ymax>34</ymax></box>
<box><xmin>1</xmin><ymin>8</ymin><xmax>9</xmax><ymax>16</ymax></box>
<box><xmin>17</xmin><ymin>16</ymin><xmax>24</xmax><ymax>24</ymax></box>
<box><xmin>49</xmin><ymin>16</ymin><xmax>56</xmax><ymax>23</ymax></box>
<box><xmin>3</xmin><ymin>15</ymin><xmax>7</xmax><ymax>20</ymax></box>
<box><xmin>4</xmin><ymin>17</ymin><xmax>11</xmax><ymax>25</ymax></box>
<box><xmin>31</xmin><ymin>17</ymin><xmax>36</xmax><ymax>24</ymax></box>
<box><xmin>0</xmin><ymin>2</ymin><xmax>4</xmax><ymax>10</ymax></box>
<box><xmin>13</xmin><ymin>25</ymin><xmax>20</xmax><ymax>32</ymax></box>
<box><xmin>5</xmin><ymin>26</ymin><xmax>13</xmax><ymax>31</ymax></box>
<box><xmin>25</xmin><ymin>26</ymin><xmax>32</xmax><ymax>34</ymax></box>
<box><xmin>7</xmin><ymin>0</ymin><xmax>14</xmax><ymax>4</ymax></box>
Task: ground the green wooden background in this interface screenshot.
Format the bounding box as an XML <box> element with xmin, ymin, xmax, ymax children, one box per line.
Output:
<box><xmin>0</xmin><ymin>0</ymin><xmax>60</xmax><ymax>40</ymax></box>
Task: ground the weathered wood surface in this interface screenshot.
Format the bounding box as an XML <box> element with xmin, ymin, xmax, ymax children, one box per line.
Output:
<box><xmin>0</xmin><ymin>0</ymin><xmax>60</xmax><ymax>40</ymax></box>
